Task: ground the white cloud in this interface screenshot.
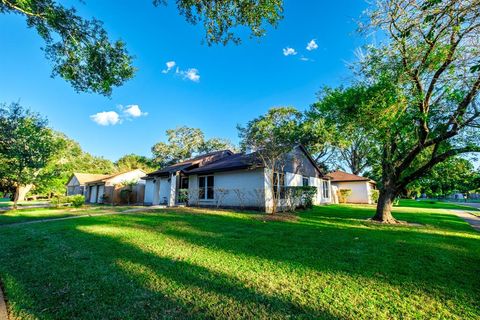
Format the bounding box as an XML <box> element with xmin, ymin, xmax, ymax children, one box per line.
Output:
<box><xmin>306</xmin><ymin>39</ymin><xmax>318</xmax><ymax>51</ymax></box>
<box><xmin>162</xmin><ymin>60</ymin><xmax>176</xmax><ymax>73</ymax></box>
<box><xmin>122</xmin><ymin>104</ymin><xmax>148</xmax><ymax>118</ymax></box>
<box><xmin>300</xmin><ymin>56</ymin><xmax>311</xmax><ymax>62</ymax></box>
<box><xmin>283</xmin><ymin>47</ymin><xmax>297</xmax><ymax>56</ymax></box>
<box><xmin>177</xmin><ymin>68</ymin><xmax>200</xmax><ymax>82</ymax></box>
<box><xmin>90</xmin><ymin>111</ymin><xmax>121</xmax><ymax>126</ymax></box>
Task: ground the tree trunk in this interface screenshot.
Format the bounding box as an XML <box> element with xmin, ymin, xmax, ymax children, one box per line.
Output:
<box><xmin>372</xmin><ymin>188</ymin><xmax>398</xmax><ymax>223</ymax></box>
<box><xmin>16</xmin><ymin>184</ymin><xmax>33</xmax><ymax>202</ymax></box>
<box><xmin>13</xmin><ymin>186</ymin><xmax>20</xmax><ymax>210</ymax></box>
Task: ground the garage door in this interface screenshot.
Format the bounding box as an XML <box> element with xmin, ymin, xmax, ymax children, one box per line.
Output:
<box><xmin>89</xmin><ymin>186</ymin><xmax>98</xmax><ymax>203</ymax></box>
<box><xmin>97</xmin><ymin>185</ymin><xmax>105</xmax><ymax>203</ymax></box>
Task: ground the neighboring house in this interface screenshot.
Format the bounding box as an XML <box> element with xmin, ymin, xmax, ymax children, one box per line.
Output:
<box><xmin>143</xmin><ymin>146</ymin><xmax>333</xmax><ymax>212</ymax></box>
<box><xmin>328</xmin><ymin>170</ymin><xmax>377</xmax><ymax>204</ymax></box>
<box><xmin>66</xmin><ymin>173</ymin><xmax>110</xmax><ymax>196</ymax></box>
<box><xmin>85</xmin><ymin>169</ymin><xmax>146</xmax><ymax>204</ymax></box>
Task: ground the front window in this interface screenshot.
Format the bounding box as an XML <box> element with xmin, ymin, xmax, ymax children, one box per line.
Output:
<box><xmin>323</xmin><ymin>180</ymin><xmax>330</xmax><ymax>198</ymax></box>
<box><xmin>303</xmin><ymin>176</ymin><xmax>309</xmax><ymax>187</ymax></box>
<box><xmin>198</xmin><ymin>175</ymin><xmax>214</xmax><ymax>200</ymax></box>
<box><xmin>273</xmin><ymin>172</ymin><xmax>286</xmax><ymax>199</ymax></box>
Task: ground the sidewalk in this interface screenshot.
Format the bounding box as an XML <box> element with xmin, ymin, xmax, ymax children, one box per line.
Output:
<box><xmin>449</xmin><ymin>210</ymin><xmax>480</xmax><ymax>232</ymax></box>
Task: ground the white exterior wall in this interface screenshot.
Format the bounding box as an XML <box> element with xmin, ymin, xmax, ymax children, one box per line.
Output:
<box><xmin>188</xmin><ymin>169</ymin><xmax>266</xmax><ymax>208</ymax></box>
<box><xmin>333</xmin><ymin>181</ymin><xmax>371</xmax><ymax>204</ymax></box>
<box><xmin>105</xmin><ymin>169</ymin><xmax>146</xmax><ymax>186</ymax></box>
<box><xmin>144</xmin><ymin>180</ymin><xmax>154</xmax><ymax>204</ymax></box>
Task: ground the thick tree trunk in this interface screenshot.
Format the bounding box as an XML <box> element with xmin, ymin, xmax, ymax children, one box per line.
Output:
<box><xmin>372</xmin><ymin>188</ymin><xmax>398</xmax><ymax>223</ymax></box>
<box><xmin>16</xmin><ymin>184</ymin><xmax>33</xmax><ymax>202</ymax></box>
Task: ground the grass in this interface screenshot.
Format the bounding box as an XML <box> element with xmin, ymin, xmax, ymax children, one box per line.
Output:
<box><xmin>0</xmin><ymin>204</ymin><xmax>478</xmax><ymax>319</ymax></box>
<box><xmin>0</xmin><ymin>205</ymin><xmax>135</xmax><ymax>226</ymax></box>
<box><xmin>0</xmin><ymin>198</ymin><xmax>49</xmax><ymax>208</ymax></box>
<box><xmin>397</xmin><ymin>198</ymin><xmax>479</xmax><ymax>211</ymax></box>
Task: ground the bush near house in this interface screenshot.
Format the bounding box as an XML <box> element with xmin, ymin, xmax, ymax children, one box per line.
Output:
<box><xmin>370</xmin><ymin>189</ymin><xmax>379</xmax><ymax>203</ymax></box>
<box><xmin>51</xmin><ymin>195</ymin><xmax>85</xmax><ymax>208</ymax></box>
<box><xmin>338</xmin><ymin>189</ymin><xmax>352</xmax><ymax>204</ymax></box>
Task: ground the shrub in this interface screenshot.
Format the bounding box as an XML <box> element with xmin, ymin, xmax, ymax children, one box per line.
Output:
<box><xmin>370</xmin><ymin>189</ymin><xmax>380</xmax><ymax>203</ymax></box>
<box><xmin>51</xmin><ymin>195</ymin><xmax>85</xmax><ymax>208</ymax></box>
<box><xmin>178</xmin><ymin>189</ymin><xmax>189</xmax><ymax>204</ymax></box>
<box><xmin>338</xmin><ymin>189</ymin><xmax>352</xmax><ymax>204</ymax></box>
<box><xmin>284</xmin><ymin>186</ymin><xmax>317</xmax><ymax>211</ymax></box>
<box><xmin>70</xmin><ymin>195</ymin><xmax>85</xmax><ymax>208</ymax></box>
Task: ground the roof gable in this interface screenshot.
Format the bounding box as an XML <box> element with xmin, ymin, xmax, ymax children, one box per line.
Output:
<box><xmin>328</xmin><ymin>170</ymin><xmax>374</xmax><ymax>183</ymax></box>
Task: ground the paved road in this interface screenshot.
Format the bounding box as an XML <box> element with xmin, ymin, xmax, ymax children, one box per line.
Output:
<box><xmin>462</xmin><ymin>202</ymin><xmax>480</xmax><ymax>209</ymax></box>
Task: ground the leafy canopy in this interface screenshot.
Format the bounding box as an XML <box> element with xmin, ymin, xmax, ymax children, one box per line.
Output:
<box><xmin>152</xmin><ymin>126</ymin><xmax>236</xmax><ymax>167</ymax></box>
<box><xmin>1</xmin><ymin>0</ymin><xmax>283</xmax><ymax>95</ymax></box>
<box><xmin>0</xmin><ymin>102</ymin><xmax>56</xmax><ymax>188</ymax></box>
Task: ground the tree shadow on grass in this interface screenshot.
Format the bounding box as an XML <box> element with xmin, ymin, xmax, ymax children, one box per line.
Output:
<box><xmin>0</xmin><ymin>217</ymin><xmax>338</xmax><ymax>319</ymax></box>
<box><xmin>0</xmin><ymin>208</ymin><xmax>479</xmax><ymax>319</ymax></box>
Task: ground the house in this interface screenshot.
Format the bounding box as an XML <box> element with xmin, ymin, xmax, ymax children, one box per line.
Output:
<box><xmin>84</xmin><ymin>169</ymin><xmax>146</xmax><ymax>204</ymax></box>
<box><xmin>66</xmin><ymin>173</ymin><xmax>110</xmax><ymax>196</ymax></box>
<box><xmin>328</xmin><ymin>170</ymin><xmax>377</xmax><ymax>204</ymax></box>
<box><xmin>143</xmin><ymin>146</ymin><xmax>333</xmax><ymax>211</ymax></box>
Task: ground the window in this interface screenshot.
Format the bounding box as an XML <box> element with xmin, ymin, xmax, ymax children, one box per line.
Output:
<box><xmin>323</xmin><ymin>180</ymin><xmax>330</xmax><ymax>198</ymax></box>
<box><xmin>273</xmin><ymin>172</ymin><xmax>286</xmax><ymax>199</ymax></box>
<box><xmin>303</xmin><ymin>176</ymin><xmax>309</xmax><ymax>187</ymax></box>
<box><xmin>198</xmin><ymin>175</ymin><xmax>214</xmax><ymax>200</ymax></box>
<box><xmin>180</xmin><ymin>177</ymin><xmax>189</xmax><ymax>189</ymax></box>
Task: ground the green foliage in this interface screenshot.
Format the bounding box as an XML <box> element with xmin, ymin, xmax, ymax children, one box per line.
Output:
<box><xmin>178</xmin><ymin>189</ymin><xmax>189</xmax><ymax>204</ymax></box>
<box><xmin>338</xmin><ymin>189</ymin><xmax>352</xmax><ymax>204</ymax></box>
<box><xmin>0</xmin><ymin>0</ymin><xmax>135</xmax><ymax>96</ymax></box>
<box><xmin>370</xmin><ymin>189</ymin><xmax>380</xmax><ymax>203</ymax></box>
<box><xmin>0</xmin><ymin>102</ymin><xmax>57</xmax><ymax>204</ymax></box>
<box><xmin>307</xmin><ymin>86</ymin><xmax>379</xmax><ymax>175</ymax></box>
<box><xmin>153</xmin><ymin>0</ymin><xmax>284</xmax><ymax>45</ymax></box>
<box><xmin>151</xmin><ymin>126</ymin><xmax>236</xmax><ymax>166</ymax></box>
<box><xmin>2</xmin><ymin>0</ymin><xmax>283</xmax><ymax>94</ymax></box>
<box><xmin>51</xmin><ymin>195</ymin><xmax>85</xmax><ymax>208</ymax></box>
<box><xmin>70</xmin><ymin>195</ymin><xmax>85</xmax><ymax>208</ymax></box>
<box><xmin>115</xmin><ymin>154</ymin><xmax>156</xmax><ymax>173</ymax></box>
<box><xmin>33</xmin><ymin>133</ymin><xmax>115</xmax><ymax>196</ymax></box>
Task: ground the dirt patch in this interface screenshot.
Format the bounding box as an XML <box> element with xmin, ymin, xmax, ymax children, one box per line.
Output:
<box><xmin>255</xmin><ymin>213</ymin><xmax>298</xmax><ymax>222</ymax></box>
<box><xmin>366</xmin><ymin>218</ymin><xmax>423</xmax><ymax>227</ymax></box>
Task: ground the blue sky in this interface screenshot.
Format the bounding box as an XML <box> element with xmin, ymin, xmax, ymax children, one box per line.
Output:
<box><xmin>0</xmin><ymin>1</ymin><xmax>368</xmax><ymax>161</ymax></box>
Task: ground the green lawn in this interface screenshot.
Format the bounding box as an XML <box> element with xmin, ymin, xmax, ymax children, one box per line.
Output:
<box><xmin>0</xmin><ymin>198</ymin><xmax>49</xmax><ymax>208</ymax></box>
<box><xmin>0</xmin><ymin>204</ymin><xmax>478</xmax><ymax>319</ymax></box>
<box><xmin>0</xmin><ymin>205</ymin><xmax>135</xmax><ymax>226</ymax></box>
<box><xmin>397</xmin><ymin>199</ymin><xmax>480</xmax><ymax>211</ymax></box>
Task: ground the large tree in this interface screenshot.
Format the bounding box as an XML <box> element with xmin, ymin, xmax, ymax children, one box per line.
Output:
<box><xmin>151</xmin><ymin>126</ymin><xmax>236</xmax><ymax>166</ymax></box>
<box><xmin>0</xmin><ymin>102</ymin><xmax>57</xmax><ymax>208</ymax></box>
<box><xmin>115</xmin><ymin>154</ymin><xmax>156</xmax><ymax>173</ymax></box>
<box><xmin>1</xmin><ymin>0</ymin><xmax>283</xmax><ymax>95</ymax></box>
<box><xmin>352</xmin><ymin>0</ymin><xmax>480</xmax><ymax>223</ymax></box>
<box><xmin>308</xmin><ymin>86</ymin><xmax>378</xmax><ymax>175</ymax></box>
<box><xmin>238</xmin><ymin>107</ymin><xmax>302</xmax><ymax>214</ymax></box>
<box><xmin>34</xmin><ymin>133</ymin><xmax>116</xmax><ymax>197</ymax></box>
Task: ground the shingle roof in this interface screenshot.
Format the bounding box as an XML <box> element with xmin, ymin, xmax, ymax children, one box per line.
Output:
<box><xmin>186</xmin><ymin>153</ymin><xmax>261</xmax><ymax>175</ymax></box>
<box><xmin>146</xmin><ymin>150</ymin><xmax>233</xmax><ymax>177</ymax></box>
<box><xmin>328</xmin><ymin>170</ymin><xmax>375</xmax><ymax>183</ymax></box>
<box><xmin>72</xmin><ymin>173</ymin><xmax>110</xmax><ymax>185</ymax></box>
